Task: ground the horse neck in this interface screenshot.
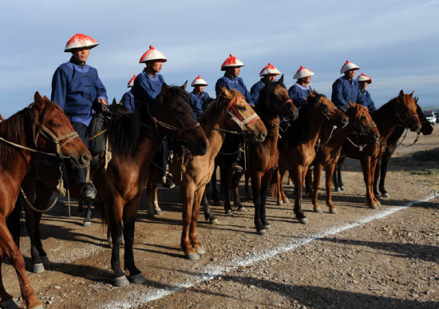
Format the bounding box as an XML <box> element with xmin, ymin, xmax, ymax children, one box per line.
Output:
<box><xmin>372</xmin><ymin>101</ymin><xmax>399</xmax><ymax>142</ymax></box>
<box><xmin>202</xmin><ymin>117</ymin><xmax>228</xmax><ymax>160</ymax></box>
<box><xmin>320</xmin><ymin>122</ymin><xmax>350</xmax><ymax>150</ymax></box>
<box><xmin>301</xmin><ymin>106</ymin><xmax>324</xmax><ymax>146</ymax></box>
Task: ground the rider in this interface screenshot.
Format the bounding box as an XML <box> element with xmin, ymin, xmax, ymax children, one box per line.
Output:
<box><xmin>120</xmin><ymin>74</ymin><xmax>136</xmax><ymax>113</ymax></box>
<box><xmin>331</xmin><ymin>60</ymin><xmax>367</xmax><ymax>112</ymax></box>
<box><xmin>51</xmin><ymin>33</ymin><xmax>108</xmax><ymax>200</ymax></box>
<box><xmin>356</xmin><ymin>73</ymin><xmax>377</xmax><ymax>112</ymax></box>
<box><xmin>215</xmin><ymin>54</ymin><xmax>254</xmax><ymax>172</ymax></box>
<box><xmin>289</xmin><ymin>66</ymin><xmax>314</xmax><ymax>109</ymax></box>
<box><xmin>131</xmin><ymin>45</ymin><xmax>174</xmax><ymax>188</ymax></box>
<box><xmin>250</xmin><ymin>63</ymin><xmax>281</xmax><ymax>104</ymax></box>
<box><xmin>189</xmin><ymin>75</ymin><xmax>212</xmax><ymax>118</ymax></box>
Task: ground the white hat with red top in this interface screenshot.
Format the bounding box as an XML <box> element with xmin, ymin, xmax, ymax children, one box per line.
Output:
<box><xmin>221</xmin><ymin>54</ymin><xmax>244</xmax><ymax>71</ymax></box>
<box><xmin>293</xmin><ymin>66</ymin><xmax>314</xmax><ymax>79</ymax></box>
<box><xmin>127</xmin><ymin>75</ymin><xmax>136</xmax><ymax>88</ymax></box>
<box><xmin>259</xmin><ymin>63</ymin><xmax>281</xmax><ymax>76</ymax></box>
<box><xmin>64</xmin><ymin>34</ymin><xmax>99</xmax><ymax>52</ymax></box>
<box><xmin>139</xmin><ymin>45</ymin><xmax>167</xmax><ymax>63</ymax></box>
<box><xmin>356</xmin><ymin>73</ymin><xmax>372</xmax><ymax>84</ymax></box>
<box><xmin>191</xmin><ymin>75</ymin><xmax>208</xmax><ymax>87</ymax></box>
<box><xmin>340</xmin><ymin>60</ymin><xmax>360</xmax><ymax>74</ymax></box>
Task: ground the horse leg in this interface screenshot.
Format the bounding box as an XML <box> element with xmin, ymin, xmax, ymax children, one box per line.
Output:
<box><xmin>370</xmin><ymin>157</ymin><xmax>381</xmax><ymax>207</ymax></box>
<box><xmin>304</xmin><ymin>165</ymin><xmax>314</xmax><ymax>197</ymax></box>
<box><xmin>325</xmin><ymin>163</ymin><xmax>338</xmax><ymax>214</ymax></box>
<box><xmin>373</xmin><ymin>158</ymin><xmax>381</xmax><ymax>196</ymax></box>
<box><xmin>260</xmin><ymin>172</ymin><xmax>272</xmax><ymax>229</ymax></box>
<box><xmin>292</xmin><ymin>166</ymin><xmax>308</xmax><ymax>224</ymax></box>
<box><xmin>0</xmin><ymin>220</ymin><xmax>42</xmax><ymax>308</ymax></box>
<box><xmin>0</xmin><ymin>247</ymin><xmax>14</xmax><ymax>306</ymax></box>
<box><xmin>82</xmin><ymin>200</ymin><xmax>93</xmax><ymax>227</ymax></box>
<box><xmin>379</xmin><ymin>155</ymin><xmax>391</xmax><ymax>197</ymax></box>
<box><xmin>201</xmin><ymin>189</ymin><xmax>218</xmax><ymax>224</ymax></box>
<box><xmin>181</xmin><ymin>186</ymin><xmax>199</xmax><ymax>260</ymax></box>
<box><xmin>222</xmin><ymin>166</ymin><xmax>233</xmax><ymax>215</ymax></box>
<box><xmin>153</xmin><ymin>185</ymin><xmax>163</xmax><ymax>215</ymax></box>
<box><xmin>146</xmin><ymin>183</ymin><xmax>155</xmax><ymax>218</ymax></box>
<box><xmin>359</xmin><ymin>156</ymin><xmax>380</xmax><ymax>209</ymax></box>
<box><xmin>190</xmin><ymin>188</ymin><xmax>205</xmax><ymax>256</ymax></box>
<box><xmin>312</xmin><ymin>163</ymin><xmax>323</xmax><ymax>213</ymax></box>
<box><xmin>210</xmin><ymin>165</ymin><xmax>221</xmax><ymax>205</ymax></box>
<box><xmin>279</xmin><ymin>169</ymin><xmax>289</xmax><ymax>204</ymax></box>
<box><xmin>7</xmin><ymin>199</ymin><xmax>21</xmax><ymax>248</ymax></box>
<box><xmin>244</xmin><ymin>173</ymin><xmax>251</xmax><ymax>201</ymax></box>
<box><xmin>232</xmin><ymin>171</ymin><xmax>245</xmax><ymax>211</ymax></box>
<box><xmin>251</xmin><ymin>172</ymin><xmax>266</xmax><ymax>235</ymax></box>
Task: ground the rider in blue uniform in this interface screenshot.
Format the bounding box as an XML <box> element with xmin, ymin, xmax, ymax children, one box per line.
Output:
<box><xmin>289</xmin><ymin>66</ymin><xmax>314</xmax><ymax>109</ymax></box>
<box><xmin>356</xmin><ymin>73</ymin><xmax>377</xmax><ymax>112</ymax></box>
<box><xmin>215</xmin><ymin>54</ymin><xmax>252</xmax><ymax>172</ymax></box>
<box><xmin>120</xmin><ymin>75</ymin><xmax>136</xmax><ymax>113</ymax></box>
<box><xmin>131</xmin><ymin>45</ymin><xmax>174</xmax><ymax>188</ymax></box>
<box><xmin>331</xmin><ymin>60</ymin><xmax>367</xmax><ymax>112</ymax></box>
<box><xmin>189</xmin><ymin>75</ymin><xmax>212</xmax><ymax>118</ymax></box>
<box><xmin>51</xmin><ymin>33</ymin><xmax>108</xmax><ymax>200</ymax></box>
<box><xmin>250</xmin><ymin>63</ymin><xmax>281</xmax><ymax>104</ymax></box>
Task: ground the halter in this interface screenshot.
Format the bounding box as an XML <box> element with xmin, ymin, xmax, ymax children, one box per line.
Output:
<box><xmin>394</xmin><ymin>97</ymin><xmax>420</xmax><ymax>127</ymax></box>
<box><xmin>227</xmin><ymin>97</ymin><xmax>261</xmax><ymax>132</ymax></box>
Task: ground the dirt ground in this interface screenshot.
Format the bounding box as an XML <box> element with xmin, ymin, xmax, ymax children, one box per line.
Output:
<box><xmin>3</xmin><ymin>128</ymin><xmax>438</xmax><ymax>309</ymax></box>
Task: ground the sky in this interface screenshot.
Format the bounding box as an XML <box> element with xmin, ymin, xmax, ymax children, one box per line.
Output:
<box><xmin>1</xmin><ymin>0</ymin><xmax>439</xmax><ymax>118</ymax></box>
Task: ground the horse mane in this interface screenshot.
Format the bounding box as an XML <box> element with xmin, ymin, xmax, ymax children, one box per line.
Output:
<box><xmin>255</xmin><ymin>80</ymin><xmax>285</xmax><ymax>119</ymax></box>
<box><xmin>198</xmin><ymin>97</ymin><xmax>223</xmax><ymax>134</ymax></box>
<box><xmin>0</xmin><ymin>107</ymin><xmax>29</xmax><ymax>168</ymax></box>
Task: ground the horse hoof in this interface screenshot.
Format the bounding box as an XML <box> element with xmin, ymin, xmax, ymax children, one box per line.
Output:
<box><xmin>195</xmin><ymin>247</ymin><xmax>206</xmax><ymax>255</ymax></box>
<box><xmin>33</xmin><ymin>263</ymin><xmax>45</xmax><ymax>273</ymax></box>
<box><xmin>186</xmin><ymin>252</ymin><xmax>200</xmax><ymax>260</ymax></box>
<box><xmin>299</xmin><ymin>217</ymin><xmax>309</xmax><ymax>225</ymax></box>
<box><xmin>287</xmin><ymin>181</ymin><xmax>293</xmax><ymax>185</ymax></box>
<box><xmin>264</xmin><ymin>224</ymin><xmax>272</xmax><ymax>231</ymax></box>
<box><xmin>381</xmin><ymin>192</ymin><xmax>390</xmax><ymax>198</ymax></box>
<box><xmin>277</xmin><ymin>201</ymin><xmax>283</xmax><ymax>206</ymax></box>
<box><xmin>329</xmin><ymin>208</ymin><xmax>338</xmax><ymax>214</ymax></box>
<box><xmin>340</xmin><ymin>186</ymin><xmax>346</xmax><ymax>191</ymax></box>
<box><xmin>1</xmin><ymin>299</ymin><xmax>19</xmax><ymax>309</ymax></box>
<box><xmin>154</xmin><ymin>209</ymin><xmax>163</xmax><ymax>215</ymax></box>
<box><xmin>314</xmin><ymin>207</ymin><xmax>323</xmax><ymax>214</ymax></box>
<box><xmin>283</xmin><ymin>198</ymin><xmax>290</xmax><ymax>204</ymax></box>
<box><xmin>129</xmin><ymin>273</ymin><xmax>147</xmax><ymax>284</ymax></box>
<box><xmin>114</xmin><ymin>276</ymin><xmax>130</xmax><ymax>287</ymax></box>
<box><xmin>83</xmin><ymin>221</ymin><xmax>91</xmax><ymax>227</ymax></box>
<box><xmin>334</xmin><ymin>187</ymin><xmax>340</xmax><ymax>192</ymax></box>
<box><xmin>225</xmin><ymin>210</ymin><xmax>233</xmax><ymax>215</ymax></box>
<box><xmin>210</xmin><ymin>218</ymin><xmax>220</xmax><ymax>224</ymax></box>
<box><xmin>237</xmin><ymin>206</ymin><xmax>247</xmax><ymax>212</ymax></box>
<box><xmin>369</xmin><ymin>204</ymin><xmax>379</xmax><ymax>209</ymax></box>
<box><xmin>257</xmin><ymin>229</ymin><xmax>267</xmax><ymax>236</ymax></box>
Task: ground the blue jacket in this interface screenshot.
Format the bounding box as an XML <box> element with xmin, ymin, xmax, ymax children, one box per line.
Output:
<box><xmin>121</xmin><ymin>90</ymin><xmax>135</xmax><ymax>114</ymax></box>
<box><xmin>215</xmin><ymin>73</ymin><xmax>254</xmax><ymax>106</ymax></box>
<box><xmin>51</xmin><ymin>58</ymin><xmax>107</xmax><ymax>126</ymax></box>
<box><xmin>250</xmin><ymin>80</ymin><xmax>267</xmax><ymax>104</ymax></box>
<box><xmin>331</xmin><ymin>76</ymin><xmax>366</xmax><ymax>112</ymax></box>
<box><xmin>131</xmin><ymin>70</ymin><xmax>165</xmax><ymax>109</ymax></box>
<box><xmin>288</xmin><ymin>83</ymin><xmax>313</xmax><ymax>109</ymax></box>
<box><xmin>190</xmin><ymin>91</ymin><xmax>211</xmax><ymax>118</ymax></box>
<box><xmin>361</xmin><ymin>89</ymin><xmax>377</xmax><ymax>112</ymax></box>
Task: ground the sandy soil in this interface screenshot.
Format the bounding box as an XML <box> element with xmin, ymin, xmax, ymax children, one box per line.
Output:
<box><xmin>2</xmin><ymin>128</ymin><xmax>438</xmax><ymax>309</ymax></box>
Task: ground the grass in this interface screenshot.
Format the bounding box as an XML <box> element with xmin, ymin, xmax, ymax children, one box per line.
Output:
<box><xmin>410</xmin><ymin>168</ymin><xmax>439</xmax><ymax>176</ymax></box>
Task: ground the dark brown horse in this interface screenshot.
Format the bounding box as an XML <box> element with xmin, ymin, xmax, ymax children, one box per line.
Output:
<box><xmin>13</xmin><ymin>84</ymin><xmax>208</xmax><ymax>288</ymax></box>
<box><xmin>373</xmin><ymin>100</ymin><xmax>433</xmax><ymax>197</ymax></box>
<box><xmin>227</xmin><ymin>77</ymin><xmax>298</xmax><ymax>234</ymax></box>
<box><xmin>277</xmin><ymin>91</ymin><xmax>349</xmax><ymax>224</ymax></box>
<box><xmin>0</xmin><ymin>92</ymin><xmax>90</xmax><ymax>309</ymax></box>
<box><xmin>311</xmin><ymin>103</ymin><xmax>380</xmax><ymax>214</ymax></box>
<box><xmin>334</xmin><ymin>90</ymin><xmax>421</xmax><ymax>208</ymax></box>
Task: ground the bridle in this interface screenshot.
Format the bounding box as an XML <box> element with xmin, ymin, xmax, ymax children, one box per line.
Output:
<box><xmin>226</xmin><ymin>97</ymin><xmax>261</xmax><ymax>132</ymax></box>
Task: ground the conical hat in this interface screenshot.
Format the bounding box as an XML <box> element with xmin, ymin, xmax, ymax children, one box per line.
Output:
<box><xmin>139</xmin><ymin>45</ymin><xmax>167</xmax><ymax>63</ymax></box>
<box><xmin>191</xmin><ymin>75</ymin><xmax>208</xmax><ymax>87</ymax></box>
<box><xmin>127</xmin><ymin>75</ymin><xmax>136</xmax><ymax>88</ymax></box>
<box><xmin>259</xmin><ymin>63</ymin><xmax>281</xmax><ymax>76</ymax></box>
<box><xmin>64</xmin><ymin>34</ymin><xmax>99</xmax><ymax>52</ymax></box>
<box><xmin>293</xmin><ymin>66</ymin><xmax>314</xmax><ymax>79</ymax></box>
<box><xmin>356</xmin><ymin>73</ymin><xmax>372</xmax><ymax>84</ymax></box>
<box><xmin>221</xmin><ymin>54</ymin><xmax>244</xmax><ymax>71</ymax></box>
<box><xmin>340</xmin><ymin>60</ymin><xmax>359</xmax><ymax>74</ymax></box>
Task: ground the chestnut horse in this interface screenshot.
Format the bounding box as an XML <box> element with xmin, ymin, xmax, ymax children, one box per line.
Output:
<box><xmin>226</xmin><ymin>77</ymin><xmax>299</xmax><ymax>234</ymax></box>
<box><xmin>0</xmin><ymin>92</ymin><xmax>90</xmax><ymax>309</ymax></box>
<box><xmin>277</xmin><ymin>91</ymin><xmax>349</xmax><ymax>224</ymax></box>
<box><xmin>373</xmin><ymin>100</ymin><xmax>433</xmax><ymax>197</ymax></box>
<box><xmin>334</xmin><ymin>90</ymin><xmax>421</xmax><ymax>208</ymax></box>
<box><xmin>146</xmin><ymin>87</ymin><xmax>268</xmax><ymax>259</ymax></box>
<box><xmin>311</xmin><ymin>103</ymin><xmax>380</xmax><ymax>214</ymax></box>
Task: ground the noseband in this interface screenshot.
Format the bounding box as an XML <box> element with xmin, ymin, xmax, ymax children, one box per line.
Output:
<box><xmin>227</xmin><ymin>97</ymin><xmax>261</xmax><ymax>132</ymax></box>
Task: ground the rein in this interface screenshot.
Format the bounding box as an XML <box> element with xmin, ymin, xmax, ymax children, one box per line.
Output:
<box><xmin>395</xmin><ymin>129</ymin><xmax>421</xmax><ymax>148</ymax></box>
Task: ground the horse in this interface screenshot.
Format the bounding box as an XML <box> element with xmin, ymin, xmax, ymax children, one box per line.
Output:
<box><xmin>224</xmin><ymin>77</ymin><xmax>299</xmax><ymax>234</ymax></box>
<box><xmin>333</xmin><ymin>90</ymin><xmax>421</xmax><ymax>208</ymax></box>
<box><xmin>13</xmin><ymin>84</ymin><xmax>209</xmax><ymax>288</ymax></box>
<box><xmin>0</xmin><ymin>92</ymin><xmax>90</xmax><ymax>309</ymax></box>
<box><xmin>311</xmin><ymin>103</ymin><xmax>380</xmax><ymax>214</ymax></box>
<box><xmin>146</xmin><ymin>87</ymin><xmax>268</xmax><ymax>259</ymax></box>
<box><xmin>373</xmin><ymin>100</ymin><xmax>433</xmax><ymax>197</ymax></box>
<box><xmin>276</xmin><ymin>91</ymin><xmax>349</xmax><ymax>224</ymax></box>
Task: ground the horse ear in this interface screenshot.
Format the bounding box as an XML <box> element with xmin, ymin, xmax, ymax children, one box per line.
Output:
<box><xmin>181</xmin><ymin>81</ymin><xmax>188</xmax><ymax>90</ymax></box>
<box><xmin>162</xmin><ymin>83</ymin><xmax>170</xmax><ymax>97</ymax></box>
<box><xmin>112</xmin><ymin>98</ymin><xmax>117</xmax><ymax>105</ymax></box>
<box><xmin>34</xmin><ymin>91</ymin><xmax>45</xmax><ymax>110</ymax></box>
<box><xmin>279</xmin><ymin>74</ymin><xmax>284</xmax><ymax>84</ymax></box>
<box><xmin>399</xmin><ymin>89</ymin><xmax>405</xmax><ymax>97</ymax></box>
<box><xmin>220</xmin><ymin>86</ymin><xmax>232</xmax><ymax>99</ymax></box>
<box><xmin>410</xmin><ymin>91</ymin><xmax>414</xmax><ymax>97</ymax></box>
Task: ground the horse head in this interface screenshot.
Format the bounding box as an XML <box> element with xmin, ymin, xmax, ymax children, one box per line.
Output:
<box><xmin>308</xmin><ymin>90</ymin><xmax>349</xmax><ymax>128</ymax></box>
<box><xmin>258</xmin><ymin>75</ymin><xmax>298</xmax><ymax>122</ymax></box>
<box><xmin>32</xmin><ymin>92</ymin><xmax>91</xmax><ymax>169</ymax></box>
<box><xmin>156</xmin><ymin>83</ymin><xmax>208</xmax><ymax>156</ymax></box>
<box><xmin>218</xmin><ymin>87</ymin><xmax>267</xmax><ymax>144</ymax></box>
<box><xmin>395</xmin><ymin>90</ymin><xmax>421</xmax><ymax>132</ymax></box>
<box><xmin>414</xmin><ymin>98</ymin><xmax>433</xmax><ymax>135</ymax></box>
<box><xmin>347</xmin><ymin>102</ymin><xmax>380</xmax><ymax>143</ymax></box>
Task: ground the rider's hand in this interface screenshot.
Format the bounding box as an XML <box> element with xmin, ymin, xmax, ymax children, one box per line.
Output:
<box><xmin>98</xmin><ymin>98</ymin><xmax>108</xmax><ymax>105</ymax></box>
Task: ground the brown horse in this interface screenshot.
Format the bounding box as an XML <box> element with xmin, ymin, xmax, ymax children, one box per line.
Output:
<box><xmin>311</xmin><ymin>103</ymin><xmax>380</xmax><ymax>214</ymax></box>
<box><xmin>226</xmin><ymin>77</ymin><xmax>298</xmax><ymax>234</ymax></box>
<box><xmin>0</xmin><ymin>92</ymin><xmax>90</xmax><ymax>309</ymax></box>
<box><xmin>373</xmin><ymin>100</ymin><xmax>433</xmax><ymax>197</ymax></box>
<box><xmin>277</xmin><ymin>91</ymin><xmax>349</xmax><ymax>224</ymax></box>
<box><xmin>13</xmin><ymin>84</ymin><xmax>208</xmax><ymax>288</ymax></box>
<box><xmin>334</xmin><ymin>90</ymin><xmax>421</xmax><ymax>208</ymax></box>
<box><xmin>146</xmin><ymin>87</ymin><xmax>268</xmax><ymax>259</ymax></box>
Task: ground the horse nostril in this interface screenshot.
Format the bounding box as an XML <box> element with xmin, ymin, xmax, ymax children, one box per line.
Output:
<box><xmin>259</xmin><ymin>132</ymin><xmax>267</xmax><ymax>142</ymax></box>
<box><xmin>81</xmin><ymin>152</ymin><xmax>91</xmax><ymax>164</ymax></box>
<box><xmin>374</xmin><ymin>133</ymin><xmax>380</xmax><ymax>140</ymax></box>
<box><xmin>342</xmin><ymin>117</ymin><xmax>348</xmax><ymax>124</ymax></box>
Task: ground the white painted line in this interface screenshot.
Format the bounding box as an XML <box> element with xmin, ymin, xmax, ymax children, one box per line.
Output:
<box><xmin>103</xmin><ymin>193</ymin><xmax>438</xmax><ymax>308</ymax></box>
